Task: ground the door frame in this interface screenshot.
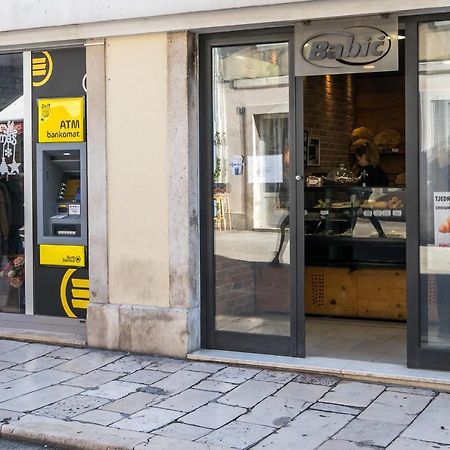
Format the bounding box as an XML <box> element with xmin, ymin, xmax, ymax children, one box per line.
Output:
<box><xmin>199</xmin><ymin>27</ymin><xmax>305</xmax><ymax>357</ymax></box>
<box><xmin>405</xmin><ymin>12</ymin><xmax>450</xmax><ymax>370</ymax></box>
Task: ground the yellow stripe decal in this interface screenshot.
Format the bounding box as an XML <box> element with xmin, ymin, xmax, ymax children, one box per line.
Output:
<box><xmin>71</xmin><ymin>299</ymin><xmax>89</xmax><ymax>309</ymax></box>
<box><xmin>32</xmin><ymin>57</ymin><xmax>46</xmax><ymax>64</ymax></box>
<box><xmin>32</xmin><ymin>63</ymin><xmax>46</xmax><ymax>70</ymax></box>
<box><xmin>72</xmin><ymin>278</ymin><xmax>89</xmax><ymax>289</ymax></box>
<box><xmin>71</xmin><ymin>289</ymin><xmax>89</xmax><ymax>299</ymax></box>
<box><xmin>60</xmin><ymin>269</ymin><xmax>77</xmax><ymax>318</ymax></box>
<box><xmin>32</xmin><ymin>70</ymin><xmax>47</xmax><ymax>76</ymax></box>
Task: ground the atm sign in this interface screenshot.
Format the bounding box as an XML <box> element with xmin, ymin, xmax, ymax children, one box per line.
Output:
<box><xmin>38</xmin><ymin>97</ymin><xmax>85</xmax><ymax>143</ymax></box>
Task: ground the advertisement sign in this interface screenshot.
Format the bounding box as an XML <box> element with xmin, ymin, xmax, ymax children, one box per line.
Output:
<box><xmin>37</xmin><ymin>97</ymin><xmax>85</xmax><ymax>143</ymax></box>
<box><xmin>39</xmin><ymin>244</ymin><xmax>86</xmax><ymax>267</ymax></box>
<box><xmin>295</xmin><ymin>16</ymin><xmax>398</xmax><ymax>76</ymax></box>
<box><xmin>434</xmin><ymin>192</ymin><xmax>450</xmax><ymax>246</ymax></box>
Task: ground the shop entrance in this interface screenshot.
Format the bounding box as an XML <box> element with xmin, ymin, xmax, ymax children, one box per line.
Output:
<box><xmin>302</xmin><ymin>64</ymin><xmax>407</xmax><ymax>364</ymax></box>
<box><xmin>201</xmin><ymin>13</ymin><xmax>450</xmax><ymax>371</ymax></box>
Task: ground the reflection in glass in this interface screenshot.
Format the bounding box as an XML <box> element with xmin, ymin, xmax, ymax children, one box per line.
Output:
<box><xmin>419</xmin><ymin>21</ymin><xmax>450</xmax><ymax>346</ymax></box>
<box><xmin>0</xmin><ymin>54</ymin><xmax>24</xmax><ymax>314</ymax></box>
<box><xmin>212</xmin><ymin>43</ymin><xmax>291</xmax><ymax>336</ymax></box>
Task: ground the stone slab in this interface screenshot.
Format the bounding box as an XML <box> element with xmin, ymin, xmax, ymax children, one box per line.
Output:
<box><xmin>0</xmin><ymin>340</ymin><xmax>27</xmax><ymax>355</ymax></box>
<box><xmin>48</xmin><ymin>347</ymin><xmax>91</xmax><ymax>360</ymax></box>
<box><xmin>180</xmin><ymin>403</ymin><xmax>246</xmax><ymax>429</ymax></box>
<box><xmin>0</xmin><ymin>369</ymin><xmax>28</xmax><ymax>383</ymax></box>
<box><xmin>2</xmin><ymin>414</ymin><xmax>151</xmax><ymax>450</ymax></box>
<box><xmin>193</xmin><ymin>380</ymin><xmax>236</xmax><ymax>394</ymax></box>
<box><xmin>359</xmin><ymin>391</ymin><xmax>432</xmax><ymax>425</ymax></box>
<box><xmin>74</xmin><ymin>409</ymin><xmax>125</xmax><ymax>426</ymax></box>
<box><xmin>14</xmin><ymin>357</ymin><xmax>63</xmax><ymax>372</ymax></box>
<box><xmin>34</xmin><ymin>395</ymin><xmax>110</xmax><ymax>419</ymax></box>
<box><xmin>186</xmin><ymin>362</ymin><xmax>225</xmax><ymax>373</ymax></box>
<box><xmin>387</xmin><ymin>437</ymin><xmax>450</xmax><ymax>449</ymax></box>
<box><xmin>101</xmin><ymin>392</ymin><xmax>167</xmax><ymax>414</ymax></box>
<box><xmin>275</xmin><ymin>381</ymin><xmax>330</xmax><ymax>402</ymax></box>
<box><xmin>102</xmin><ymin>355</ymin><xmax>152</xmax><ymax>373</ymax></box>
<box><xmin>156</xmin><ymin>388</ymin><xmax>220</xmax><ymax>412</ymax></box>
<box><xmin>198</xmin><ymin>420</ymin><xmax>274</xmax><ymax>449</ymax></box>
<box><xmin>218</xmin><ymin>380</ymin><xmax>279</xmax><ymax>408</ymax></box>
<box><xmin>154</xmin><ymin>422</ymin><xmax>211</xmax><ymax>441</ymax></box>
<box><xmin>253</xmin><ymin>370</ymin><xmax>297</xmax><ymax>384</ymax></box>
<box><xmin>0</xmin><ymin>369</ymin><xmax>78</xmax><ymax>403</ymax></box>
<box><xmin>321</xmin><ymin>381</ymin><xmax>385</xmax><ymax>407</ymax></box>
<box><xmin>63</xmin><ymin>369</ymin><xmax>125</xmax><ymax>388</ymax></box>
<box><xmin>0</xmin><ymin>344</ymin><xmax>58</xmax><ymax>364</ymax></box>
<box><xmin>136</xmin><ymin>435</ymin><xmax>224</xmax><ymax>450</ymax></box>
<box><xmin>120</xmin><ymin>369</ymin><xmax>169</xmax><ymax>385</ymax></box>
<box><xmin>238</xmin><ymin>395</ymin><xmax>309</xmax><ymax>428</ymax></box>
<box><xmin>403</xmin><ymin>393</ymin><xmax>450</xmax><ymax>445</ymax></box>
<box><xmin>334</xmin><ymin>418</ymin><xmax>405</xmax><ymax>447</ymax></box>
<box><xmin>56</xmin><ymin>350</ymin><xmax>124</xmax><ymax>374</ymax></box>
<box><xmin>0</xmin><ymin>384</ymin><xmax>83</xmax><ymax>412</ymax></box>
<box><xmin>253</xmin><ymin>410</ymin><xmax>352</xmax><ymax>449</ymax></box>
<box><xmin>318</xmin><ymin>439</ymin><xmax>378</xmax><ymax>449</ymax></box>
<box><xmin>113</xmin><ymin>407</ymin><xmax>184</xmax><ymax>433</ymax></box>
<box><xmin>82</xmin><ymin>380</ymin><xmax>142</xmax><ymax>400</ymax></box>
<box><xmin>209</xmin><ymin>367</ymin><xmax>260</xmax><ymax>384</ymax></box>
<box><xmin>151</xmin><ymin>370</ymin><xmax>208</xmax><ymax>395</ymax></box>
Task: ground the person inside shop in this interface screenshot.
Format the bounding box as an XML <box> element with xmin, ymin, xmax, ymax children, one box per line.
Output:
<box><xmin>352</xmin><ymin>138</ymin><xmax>389</xmax><ymax>187</ymax></box>
<box><xmin>351</xmin><ymin>138</ymin><xmax>389</xmax><ymax>238</ymax></box>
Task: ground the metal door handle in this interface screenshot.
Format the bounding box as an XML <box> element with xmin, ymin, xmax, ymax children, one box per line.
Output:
<box><xmin>295</xmin><ymin>175</ymin><xmax>304</xmax><ymax>181</ymax></box>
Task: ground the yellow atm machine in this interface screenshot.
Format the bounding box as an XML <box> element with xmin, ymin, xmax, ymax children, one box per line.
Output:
<box><xmin>32</xmin><ymin>65</ymin><xmax>89</xmax><ymax>318</ymax></box>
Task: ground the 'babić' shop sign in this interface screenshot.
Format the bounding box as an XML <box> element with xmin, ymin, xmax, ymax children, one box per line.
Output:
<box><xmin>295</xmin><ymin>16</ymin><xmax>398</xmax><ymax>76</ymax></box>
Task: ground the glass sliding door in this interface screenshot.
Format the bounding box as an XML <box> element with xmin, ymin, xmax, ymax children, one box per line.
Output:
<box><xmin>407</xmin><ymin>16</ymin><xmax>450</xmax><ymax>369</ymax></box>
<box><xmin>201</xmin><ymin>32</ymin><xmax>300</xmax><ymax>356</ymax></box>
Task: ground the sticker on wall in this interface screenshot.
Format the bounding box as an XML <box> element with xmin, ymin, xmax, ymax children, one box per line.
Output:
<box><xmin>60</xmin><ymin>268</ymin><xmax>89</xmax><ymax>318</ymax></box>
<box><xmin>37</xmin><ymin>97</ymin><xmax>85</xmax><ymax>143</ymax></box>
<box><xmin>0</xmin><ymin>121</ymin><xmax>21</xmax><ymax>176</ymax></box>
<box><xmin>32</xmin><ymin>51</ymin><xmax>53</xmax><ymax>87</ymax></box>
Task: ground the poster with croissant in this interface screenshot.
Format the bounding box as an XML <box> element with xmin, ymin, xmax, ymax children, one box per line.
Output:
<box><xmin>434</xmin><ymin>192</ymin><xmax>450</xmax><ymax>246</ymax></box>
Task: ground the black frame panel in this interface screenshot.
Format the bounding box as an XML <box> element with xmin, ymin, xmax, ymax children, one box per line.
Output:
<box><xmin>405</xmin><ymin>13</ymin><xmax>450</xmax><ymax>370</ymax></box>
<box><xmin>199</xmin><ymin>28</ymin><xmax>302</xmax><ymax>357</ymax></box>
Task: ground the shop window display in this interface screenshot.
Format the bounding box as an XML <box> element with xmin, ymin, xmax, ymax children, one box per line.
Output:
<box><xmin>0</xmin><ymin>53</ymin><xmax>25</xmax><ymax>313</ymax></box>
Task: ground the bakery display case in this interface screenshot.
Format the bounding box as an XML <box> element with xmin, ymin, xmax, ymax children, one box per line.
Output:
<box><xmin>304</xmin><ymin>185</ymin><xmax>406</xmax><ymax>267</ymax></box>
<box><xmin>304</xmin><ymin>184</ymin><xmax>407</xmax><ymax>320</ymax></box>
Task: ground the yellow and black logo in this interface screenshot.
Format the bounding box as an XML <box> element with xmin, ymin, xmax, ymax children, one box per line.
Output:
<box><xmin>32</xmin><ymin>51</ymin><xmax>53</xmax><ymax>87</ymax></box>
<box><xmin>60</xmin><ymin>269</ymin><xmax>89</xmax><ymax>318</ymax></box>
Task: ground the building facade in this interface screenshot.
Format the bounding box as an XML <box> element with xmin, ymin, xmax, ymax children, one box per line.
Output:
<box><xmin>1</xmin><ymin>0</ymin><xmax>450</xmax><ymax>372</ymax></box>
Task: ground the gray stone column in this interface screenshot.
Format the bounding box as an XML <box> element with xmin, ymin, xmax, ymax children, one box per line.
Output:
<box><xmin>167</xmin><ymin>31</ymin><xmax>201</xmax><ymax>354</ymax></box>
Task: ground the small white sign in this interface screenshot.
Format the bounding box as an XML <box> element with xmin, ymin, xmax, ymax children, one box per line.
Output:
<box><xmin>393</xmin><ymin>210</ymin><xmax>402</xmax><ymax>217</ymax></box>
<box><xmin>247</xmin><ymin>154</ymin><xmax>283</xmax><ymax>184</ymax></box>
<box><xmin>382</xmin><ymin>210</ymin><xmax>391</xmax><ymax>217</ymax></box>
<box><xmin>434</xmin><ymin>192</ymin><xmax>450</xmax><ymax>246</ymax></box>
<box><xmin>68</xmin><ymin>204</ymin><xmax>81</xmax><ymax>216</ymax></box>
<box><xmin>374</xmin><ymin>210</ymin><xmax>383</xmax><ymax>217</ymax></box>
<box><xmin>363</xmin><ymin>210</ymin><xmax>373</xmax><ymax>217</ymax></box>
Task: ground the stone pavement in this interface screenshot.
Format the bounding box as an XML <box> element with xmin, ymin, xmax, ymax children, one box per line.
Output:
<box><xmin>0</xmin><ymin>340</ymin><xmax>449</xmax><ymax>449</ymax></box>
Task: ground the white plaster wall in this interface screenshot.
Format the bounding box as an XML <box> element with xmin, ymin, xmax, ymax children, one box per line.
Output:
<box><xmin>1</xmin><ymin>1</ymin><xmax>450</xmax><ymax>48</ymax></box>
<box><xmin>105</xmin><ymin>33</ymin><xmax>170</xmax><ymax>307</ymax></box>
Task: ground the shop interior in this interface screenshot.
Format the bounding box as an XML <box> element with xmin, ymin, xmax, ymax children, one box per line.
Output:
<box><xmin>212</xmin><ymin>36</ymin><xmax>413</xmax><ymax>364</ymax></box>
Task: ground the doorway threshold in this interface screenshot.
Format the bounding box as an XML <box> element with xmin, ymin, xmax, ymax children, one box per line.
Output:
<box><xmin>188</xmin><ymin>349</ymin><xmax>450</xmax><ymax>391</ymax></box>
